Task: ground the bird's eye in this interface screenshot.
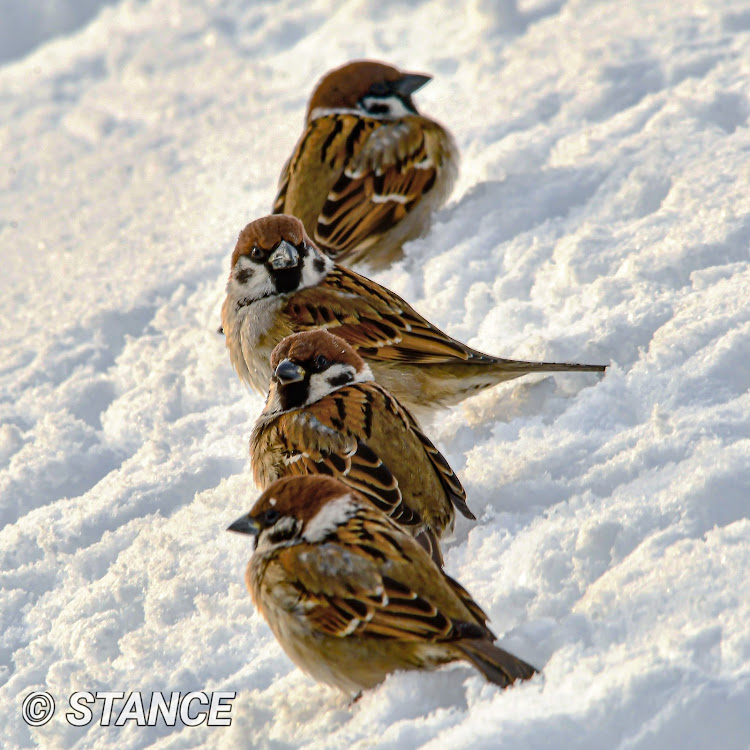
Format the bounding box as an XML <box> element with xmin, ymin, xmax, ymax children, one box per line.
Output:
<box><xmin>315</xmin><ymin>354</ymin><xmax>329</xmax><ymax>370</ymax></box>
<box><xmin>264</xmin><ymin>509</ymin><xmax>280</xmax><ymax>525</ymax></box>
<box><xmin>250</xmin><ymin>246</ymin><xmax>264</xmax><ymax>261</ymax></box>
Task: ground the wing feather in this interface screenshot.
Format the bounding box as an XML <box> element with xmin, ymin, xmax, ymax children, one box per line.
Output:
<box><xmin>285</xmin><ymin>265</ymin><xmax>499</xmax><ymax>366</ymax></box>
<box><xmin>272</xmin><ymin>156</ymin><xmax>291</xmax><ymax>214</ymax></box>
<box><xmin>256</xmin><ymin>392</ymin><xmax>422</xmax><ymax>527</ymax></box>
<box><xmin>371</xmin><ymin>385</ymin><xmax>473</xmax><ymax>522</ymax></box>
<box><xmin>314</xmin><ymin>118</ymin><xmax>443</xmax><ymax>260</ymax></box>
<box><xmin>272</xmin><ymin>510</ymin><xmax>488</xmax><ymax>643</ymax></box>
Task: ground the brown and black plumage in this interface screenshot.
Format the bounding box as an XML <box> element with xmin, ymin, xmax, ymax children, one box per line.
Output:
<box><xmin>273</xmin><ymin>60</ymin><xmax>458</xmax><ymax>269</ymax></box>
<box><xmin>250</xmin><ymin>330</ymin><xmax>473</xmax><ymax>566</ymax></box>
<box><xmin>228</xmin><ymin>475</ymin><xmax>538</xmax><ymax>695</ymax></box>
<box><xmin>221</xmin><ymin>215</ymin><xmax>607</xmax><ymax>415</ymax></box>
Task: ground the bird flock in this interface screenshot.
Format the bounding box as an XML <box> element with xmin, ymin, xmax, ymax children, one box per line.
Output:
<box><xmin>222</xmin><ymin>60</ymin><xmax>606</xmax><ymax>698</ymax></box>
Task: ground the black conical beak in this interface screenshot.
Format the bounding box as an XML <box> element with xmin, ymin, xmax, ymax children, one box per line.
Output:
<box><xmin>274</xmin><ymin>359</ymin><xmax>305</xmax><ymax>385</ymax></box>
<box><xmin>394</xmin><ymin>73</ymin><xmax>432</xmax><ymax>96</ymax></box>
<box><xmin>268</xmin><ymin>241</ymin><xmax>300</xmax><ymax>270</ymax></box>
<box><xmin>227</xmin><ymin>514</ymin><xmax>261</xmax><ymax>536</ymax></box>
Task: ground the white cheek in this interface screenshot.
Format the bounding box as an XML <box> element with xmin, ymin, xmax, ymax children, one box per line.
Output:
<box><xmin>354</xmin><ymin>363</ymin><xmax>373</xmax><ymax>383</ymax></box>
<box><xmin>255</xmin><ymin>529</ymin><xmax>276</xmax><ymax>554</ymax></box>
<box><xmin>360</xmin><ymin>95</ymin><xmax>413</xmax><ymax>118</ymax></box>
<box><xmin>256</xmin><ymin>516</ymin><xmax>300</xmax><ymax>553</ymax></box>
<box><xmin>306</xmin><ymin>364</ymin><xmax>357</xmax><ymax>403</ymax></box>
<box><xmin>308</xmin><ymin>106</ymin><xmax>361</xmax><ymax>121</ymax></box>
<box><xmin>303</xmin><ymin>495</ymin><xmax>359</xmax><ymax>542</ymax></box>
<box><xmin>299</xmin><ymin>251</ymin><xmax>333</xmax><ymax>290</ymax></box>
<box><xmin>229</xmin><ymin>258</ymin><xmax>276</xmax><ymax>302</ymax></box>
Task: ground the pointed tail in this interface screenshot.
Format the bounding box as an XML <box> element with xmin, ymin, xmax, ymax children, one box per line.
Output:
<box><xmin>456</xmin><ymin>639</ymin><xmax>538</xmax><ymax>688</ymax></box>
<box><xmin>488</xmin><ymin>357</ymin><xmax>607</xmax><ymax>382</ymax></box>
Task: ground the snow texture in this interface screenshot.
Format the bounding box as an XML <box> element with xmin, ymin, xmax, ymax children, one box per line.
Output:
<box><xmin>2</xmin><ymin>0</ymin><xmax>750</xmax><ymax>747</ymax></box>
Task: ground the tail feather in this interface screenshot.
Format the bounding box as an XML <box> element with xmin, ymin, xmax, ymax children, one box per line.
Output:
<box><xmin>415</xmin><ymin>528</ymin><xmax>444</xmax><ymax>568</ymax></box>
<box><xmin>413</xmin><ymin>357</ymin><xmax>608</xmax><ymax>410</ymax></box>
<box><xmin>489</xmin><ymin>358</ymin><xmax>607</xmax><ymax>380</ymax></box>
<box><xmin>456</xmin><ymin>639</ymin><xmax>538</xmax><ymax>688</ymax></box>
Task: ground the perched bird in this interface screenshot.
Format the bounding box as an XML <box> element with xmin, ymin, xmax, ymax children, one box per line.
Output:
<box><xmin>250</xmin><ymin>329</ymin><xmax>472</xmax><ymax>566</ymax></box>
<box><xmin>228</xmin><ymin>475</ymin><xmax>538</xmax><ymax>695</ymax></box>
<box><xmin>221</xmin><ymin>214</ymin><xmax>607</xmax><ymax>415</ymax></box>
<box><xmin>272</xmin><ymin>60</ymin><xmax>458</xmax><ymax>269</ymax></box>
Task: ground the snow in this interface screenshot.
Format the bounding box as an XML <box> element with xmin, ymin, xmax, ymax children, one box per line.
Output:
<box><xmin>0</xmin><ymin>1</ymin><xmax>120</xmax><ymax>65</ymax></box>
<box><xmin>1</xmin><ymin>0</ymin><xmax>750</xmax><ymax>747</ymax></box>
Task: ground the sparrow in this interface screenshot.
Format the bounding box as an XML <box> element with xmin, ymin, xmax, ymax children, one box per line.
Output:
<box><xmin>250</xmin><ymin>329</ymin><xmax>473</xmax><ymax>566</ymax></box>
<box><xmin>227</xmin><ymin>475</ymin><xmax>538</xmax><ymax>696</ymax></box>
<box><xmin>221</xmin><ymin>214</ymin><xmax>607</xmax><ymax>414</ymax></box>
<box><xmin>272</xmin><ymin>59</ymin><xmax>459</xmax><ymax>269</ymax></box>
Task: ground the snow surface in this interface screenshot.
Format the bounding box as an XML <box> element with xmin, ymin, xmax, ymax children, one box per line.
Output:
<box><xmin>0</xmin><ymin>0</ymin><xmax>121</xmax><ymax>65</ymax></box>
<box><xmin>2</xmin><ymin>0</ymin><xmax>750</xmax><ymax>747</ymax></box>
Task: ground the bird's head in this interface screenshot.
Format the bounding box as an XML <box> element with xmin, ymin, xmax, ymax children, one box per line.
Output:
<box><xmin>265</xmin><ymin>330</ymin><xmax>372</xmax><ymax>412</ymax></box>
<box><xmin>307</xmin><ymin>60</ymin><xmax>432</xmax><ymax>122</ymax></box>
<box><xmin>227</xmin><ymin>476</ymin><xmax>365</xmax><ymax>551</ymax></box>
<box><xmin>227</xmin><ymin>215</ymin><xmax>333</xmax><ymax>306</ymax></box>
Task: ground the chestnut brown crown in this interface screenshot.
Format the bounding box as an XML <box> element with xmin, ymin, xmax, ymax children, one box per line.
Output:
<box><xmin>250</xmin><ymin>475</ymin><xmax>358</xmax><ymax>527</ymax></box>
<box><xmin>270</xmin><ymin>330</ymin><xmax>365</xmax><ymax>372</ymax></box>
<box><xmin>306</xmin><ymin>60</ymin><xmax>431</xmax><ymax>121</ymax></box>
<box><xmin>231</xmin><ymin>215</ymin><xmax>312</xmax><ymax>269</ymax></box>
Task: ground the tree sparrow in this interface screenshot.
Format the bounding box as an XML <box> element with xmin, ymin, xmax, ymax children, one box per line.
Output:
<box><xmin>228</xmin><ymin>475</ymin><xmax>538</xmax><ymax>696</ymax></box>
<box><xmin>221</xmin><ymin>214</ymin><xmax>606</xmax><ymax>414</ymax></box>
<box><xmin>250</xmin><ymin>330</ymin><xmax>473</xmax><ymax>566</ymax></box>
<box><xmin>272</xmin><ymin>59</ymin><xmax>458</xmax><ymax>269</ymax></box>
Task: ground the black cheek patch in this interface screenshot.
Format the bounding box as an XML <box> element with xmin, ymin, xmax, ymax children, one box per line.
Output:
<box><xmin>312</xmin><ymin>256</ymin><xmax>326</xmax><ymax>273</ymax></box>
<box><xmin>367</xmin><ymin>103</ymin><xmax>390</xmax><ymax>115</ymax></box>
<box><xmin>267</xmin><ymin>520</ymin><xmax>300</xmax><ymax>545</ymax></box>
<box><xmin>327</xmin><ymin>372</ymin><xmax>353</xmax><ymax>388</ymax></box>
<box><xmin>236</xmin><ymin>268</ymin><xmax>254</xmax><ymax>284</ymax></box>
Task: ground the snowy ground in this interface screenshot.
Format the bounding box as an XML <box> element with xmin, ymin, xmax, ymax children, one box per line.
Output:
<box><xmin>2</xmin><ymin>0</ymin><xmax>750</xmax><ymax>747</ymax></box>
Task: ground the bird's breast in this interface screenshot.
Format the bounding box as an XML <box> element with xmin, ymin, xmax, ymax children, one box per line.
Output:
<box><xmin>232</xmin><ymin>296</ymin><xmax>288</xmax><ymax>395</ymax></box>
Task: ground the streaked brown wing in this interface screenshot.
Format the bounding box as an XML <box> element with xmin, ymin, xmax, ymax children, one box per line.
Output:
<box><xmin>348</xmin><ymin>382</ymin><xmax>472</xmax><ymax>523</ymax></box>
<box><xmin>274</xmin><ymin>512</ymin><xmax>484</xmax><ymax>642</ymax></box>
<box><xmin>314</xmin><ymin>118</ymin><xmax>443</xmax><ymax>260</ymax></box>
<box><xmin>272</xmin><ymin>156</ymin><xmax>291</xmax><ymax>214</ymax></box>
<box><xmin>267</xmin><ymin>395</ymin><xmax>422</xmax><ymax>527</ymax></box>
<box><xmin>286</xmin><ymin>266</ymin><xmax>499</xmax><ymax>365</ymax></box>
<box><xmin>397</xmin><ymin>402</ymin><xmax>474</xmax><ymax>521</ymax></box>
<box><xmin>442</xmin><ymin>573</ymin><xmax>493</xmax><ymax>635</ymax></box>
<box><xmin>317</xmin><ymin>382</ymin><xmax>471</xmax><ymax>524</ymax></box>
<box><xmin>272</xmin><ymin>114</ymin><xmax>379</xmax><ymax>239</ymax></box>
<box><xmin>292</xmin><ymin>445</ymin><xmax>419</xmax><ymax>526</ymax></box>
